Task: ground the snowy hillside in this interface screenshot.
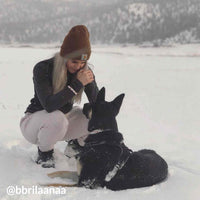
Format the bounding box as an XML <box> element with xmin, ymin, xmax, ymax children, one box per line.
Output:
<box><xmin>0</xmin><ymin>0</ymin><xmax>200</xmax><ymax>45</ymax></box>
<box><xmin>0</xmin><ymin>44</ymin><xmax>200</xmax><ymax>199</ymax></box>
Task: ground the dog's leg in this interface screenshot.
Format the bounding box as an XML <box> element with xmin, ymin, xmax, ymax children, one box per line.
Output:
<box><xmin>47</xmin><ymin>171</ymin><xmax>79</xmax><ymax>182</ymax></box>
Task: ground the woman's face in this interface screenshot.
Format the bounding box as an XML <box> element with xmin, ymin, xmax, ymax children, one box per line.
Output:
<box><xmin>66</xmin><ymin>59</ymin><xmax>86</xmax><ymax>74</ymax></box>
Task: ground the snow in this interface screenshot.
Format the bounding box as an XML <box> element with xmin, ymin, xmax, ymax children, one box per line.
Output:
<box><xmin>0</xmin><ymin>44</ymin><xmax>200</xmax><ymax>199</ymax></box>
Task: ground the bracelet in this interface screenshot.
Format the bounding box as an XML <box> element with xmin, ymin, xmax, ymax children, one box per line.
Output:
<box><xmin>68</xmin><ymin>85</ymin><xmax>78</xmax><ymax>95</ymax></box>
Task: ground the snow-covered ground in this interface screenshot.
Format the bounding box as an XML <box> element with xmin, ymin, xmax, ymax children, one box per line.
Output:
<box><xmin>0</xmin><ymin>45</ymin><xmax>200</xmax><ymax>200</ymax></box>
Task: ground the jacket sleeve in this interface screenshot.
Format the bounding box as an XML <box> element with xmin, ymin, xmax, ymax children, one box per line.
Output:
<box><xmin>33</xmin><ymin>62</ymin><xmax>83</xmax><ymax>113</ymax></box>
<box><xmin>84</xmin><ymin>74</ymin><xmax>99</xmax><ymax>103</ymax></box>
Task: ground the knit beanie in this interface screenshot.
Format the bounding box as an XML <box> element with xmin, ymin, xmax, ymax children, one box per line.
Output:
<box><xmin>60</xmin><ymin>25</ymin><xmax>91</xmax><ymax>60</ymax></box>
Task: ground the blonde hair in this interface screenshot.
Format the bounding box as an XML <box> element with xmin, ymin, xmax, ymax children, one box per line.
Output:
<box><xmin>52</xmin><ymin>53</ymin><xmax>84</xmax><ymax>104</ymax></box>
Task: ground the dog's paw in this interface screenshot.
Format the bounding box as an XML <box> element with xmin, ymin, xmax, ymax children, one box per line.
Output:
<box><xmin>80</xmin><ymin>178</ymin><xmax>100</xmax><ymax>189</ymax></box>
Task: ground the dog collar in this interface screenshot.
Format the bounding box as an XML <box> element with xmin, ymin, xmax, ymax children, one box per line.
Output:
<box><xmin>105</xmin><ymin>147</ymin><xmax>133</xmax><ymax>182</ymax></box>
<box><xmin>89</xmin><ymin>129</ymin><xmax>112</xmax><ymax>135</ymax></box>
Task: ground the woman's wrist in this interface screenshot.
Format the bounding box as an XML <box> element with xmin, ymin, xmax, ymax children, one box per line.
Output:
<box><xmin>68</xmin><ymin>79</ymin><xmax>83</xmax><ymax>95</ymax></box>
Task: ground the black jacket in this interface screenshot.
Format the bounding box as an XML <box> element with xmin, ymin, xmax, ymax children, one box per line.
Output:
<box><xmin>25</xmin><ymin>57</ymin><xmax>99</xmax><ymax>114</ymax></box>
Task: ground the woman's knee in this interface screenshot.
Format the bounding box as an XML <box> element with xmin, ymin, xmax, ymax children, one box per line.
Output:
<box><xmin>44</xmin><ymin>110</ymin><xmax>69</xmax><ymax>135</ymax></box>
<box><xmin>63</xmin><ymin>106</ymin><xmax>89</xmax><ymax>141</ymax></box>
<box><xmin>36</xmin><ymin>111</ymin><xmax>68</xmax><ymax>147</ymax></box>
<box><xmin>68</xmin><ymin>106</ymin><xmax>88</xmax><ymax>121</ymax></box>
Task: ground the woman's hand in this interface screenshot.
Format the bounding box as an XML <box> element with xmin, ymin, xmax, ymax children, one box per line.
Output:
<box><xmin>77</xmin><ymin>69</ymin><xmax>94</xmax><ymax>86</ymax></box>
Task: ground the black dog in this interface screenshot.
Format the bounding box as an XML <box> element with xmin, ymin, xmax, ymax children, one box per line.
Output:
<box><xmin>46</xmin><ymin>87</ymin><xmax>168</xmax><ymax>190</ymax></box>
<box><xmin>77</xmin><ymin>87</ymin><xmax>168</xmax><ymax>190</ymax></box>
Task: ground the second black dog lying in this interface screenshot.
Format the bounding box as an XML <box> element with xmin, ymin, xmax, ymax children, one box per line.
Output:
<box><xmin>78</xmin><ymin>87</ymin><xmax>168</xmax><ymax>190</ymax></box>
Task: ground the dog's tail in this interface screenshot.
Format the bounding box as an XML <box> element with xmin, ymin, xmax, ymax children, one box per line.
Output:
<box><xmin>40</xmin><ymin>171</ymin><xmax>79</xmax><ymax>188</ymax></box>
<box><xmin>47</xmin><ymin>171</ymin><xmax>78</xmax><ymax>181</ymax></box>
<box><xmin>40</xmin><ymin>183</ymin><xmax>77</xmax><ymax>187</ymax></box>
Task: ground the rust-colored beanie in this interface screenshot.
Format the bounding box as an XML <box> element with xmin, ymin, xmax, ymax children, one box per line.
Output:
<box><xmin>60</xmin><ymin>25</ymin><xmax>91</xmax><ymax>60</ymax></box>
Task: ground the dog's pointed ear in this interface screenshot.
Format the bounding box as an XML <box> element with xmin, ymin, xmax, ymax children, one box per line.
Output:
<box><xmin>83</xmin><ymin>103</ymin><xmax>92</xmax><ymax>119</ymax></box>
<box><xmin>96</xmin><ymin>87</ymin><xmax>105</xmax><ymax>102</ymax></box>
<box><xmin>111</xmin><ymin>93</ymin><xmax>125</xmax><ymax>116</ymax></box>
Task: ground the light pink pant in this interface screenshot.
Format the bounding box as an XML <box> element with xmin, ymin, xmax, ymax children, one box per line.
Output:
<box><xmin>19</xmin><ymin>106</ymin><xmax>89</xmax><ymax>152</ymax></box>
